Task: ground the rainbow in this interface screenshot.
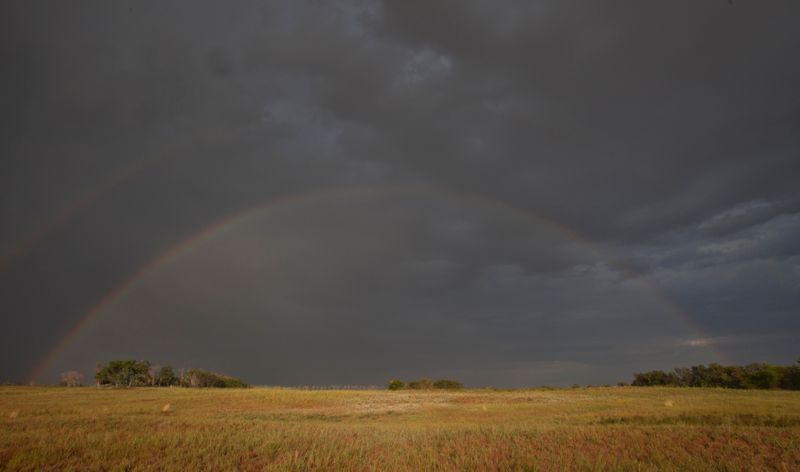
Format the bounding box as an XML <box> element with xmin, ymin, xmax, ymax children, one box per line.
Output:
<box><xmin>28</xmin><ymin>184</ymin><xmax>728</xmax><ymax>381</ymax></box>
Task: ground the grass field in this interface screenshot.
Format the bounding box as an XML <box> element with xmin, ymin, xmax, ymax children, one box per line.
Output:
<box><xmin>1</xmin><ymin>386</ymin><xmax>799</xmax><ymax>471</ymax></box>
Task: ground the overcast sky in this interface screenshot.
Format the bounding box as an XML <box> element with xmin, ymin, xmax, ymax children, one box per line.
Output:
<box><xmin>2</xmin><ymin>1</ymin><xmax>799</xmax><ymax>387</ymax></box>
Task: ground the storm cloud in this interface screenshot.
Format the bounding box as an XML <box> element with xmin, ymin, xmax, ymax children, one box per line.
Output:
<box><xmin>2</xmin><ymin>1</ymin><xmax>799</xmax><ymax>386</ymax></box>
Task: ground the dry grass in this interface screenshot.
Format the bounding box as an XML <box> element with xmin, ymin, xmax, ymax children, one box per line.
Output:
<box><xmin>1</xmin><ymin>386</ymin><xmax>799</xmax><ymax>471</ymax></box>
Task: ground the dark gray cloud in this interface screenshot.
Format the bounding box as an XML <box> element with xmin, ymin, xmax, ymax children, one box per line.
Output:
<box><xmin>1</xmin><ymin>0</ymin><xmax>799</xmax><ymax>386</ymax></box>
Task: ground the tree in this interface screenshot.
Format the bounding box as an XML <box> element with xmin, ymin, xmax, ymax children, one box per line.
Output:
<box><xmin>95</xmin><ymin>360</ymin><xmax>151</xmax><ymax>387</ymax></box>
<box><xmin>632</xmin><ymin>361</ymin><xmax>800</xmax><ymax>390</ymax></box>
<box><xmin>742</xmin><ymin>363</ymin><xmax>782</xmax><ymax>389</ymax></box>
<box><xmin>632</xmin><ymin>370</ymin><xmax>676</xmax><ymax>386</ymax></box>
<box><xmin>388</xmin><ymin>379</ymin><xmax>405</xmax><ymax>390</ymax></box>
<box><xmin>780</xmin><ymin>364</ymin><xmax>800</xmax><ymax>390</ymax></box>
<box><xmin>93</xmin><ymin>359</ymin><xmax>247</xmax><ymax>388</ymax></box>
<box><xmin>60</xmin><ymin>371</ymin><xmax>84</xmax><ymax>387</ymax></box>
<box><xmin>156</xmin><ymin>366</ymin><xmax>179</xmax><ymax>387</ymax></box>
<box><xmin>181</xmin><ymin>368</ymin><xmax>247</xmax><ymax>388</ymax></box>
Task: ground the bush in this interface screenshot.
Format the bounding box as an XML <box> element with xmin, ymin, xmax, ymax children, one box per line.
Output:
<box><xmin>182</xmin><ymin>368</ymin><xmax>248</xmax><ymax>388</ymax></box>
<box><xmin>433</xmin><ymin>379</ymin><xmax>463</xmax><ymax>390</ymax></box>
<box><xmin>408</xmin><ymin>378</ymin><xmax>434</xmax><ymax>389</ymax></box>
<box><xmin>388</xmin><ymin>379</ymin><xmax>405</xmax><ymax>390</ymax></box>
<box><xmin>405</xmin><ymin>378</ymin><xmax>462</xmax><ymax>390</ymax></box>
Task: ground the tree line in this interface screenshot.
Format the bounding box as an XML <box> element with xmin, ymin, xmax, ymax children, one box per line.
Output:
<box><xmin>53</xmin><ymin>360</ymin><xmax>800</xmax><ymax>390</ymax></box>
<box><xmin>388</xmin><ymin>378</ymin><xmax>464</xmax><ymax>390</ymax></box>
<box><xmin>85</xmin><ymin>359</ymin><xmax>248</xmax><ymax>388</ymax></box>
<box><xmin>632</xmin><ymin>361</ymin><xmax>800</xmax><ymax>390</ymax></box>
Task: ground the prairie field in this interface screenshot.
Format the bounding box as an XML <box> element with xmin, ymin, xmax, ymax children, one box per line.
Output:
<box><xmin>1</xmin><ymin>386</ymin><xmax>799</xmax><ymax>471</ymax></box>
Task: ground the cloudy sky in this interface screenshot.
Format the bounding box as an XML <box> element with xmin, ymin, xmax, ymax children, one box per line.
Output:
<box><xmin>2</xmin><ymin>1</ymin><xmax>799</xmax><ymax>387</ymax></box>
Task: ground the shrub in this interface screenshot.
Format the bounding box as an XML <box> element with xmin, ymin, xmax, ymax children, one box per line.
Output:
<box><xmin>182</xmin><ymin>368</ymin><xmax>248</xmax><ymax>388</ymax></box>
<box><xmin>407</xmin><ymin>378</ymin><xmax>434</xmax><ymax>389</ymax></box>
<box><xmin>388</xmin><ymin>379</ymin><xmax>405</xmax><ymax>390</ymax></box>
<box><xmin>417</xmin><ymin>378</ymin><xmax>433</xmax><ymax>389</ymax></box>
<box><xmin>433</xmin><ymin>379</ymin><xmax>463</xmax><ymax>390</ymax></box>
<box><xmin>406</xmin><ymin>378</ymin><xmax>462</xmax><ymax>390</ymax></box>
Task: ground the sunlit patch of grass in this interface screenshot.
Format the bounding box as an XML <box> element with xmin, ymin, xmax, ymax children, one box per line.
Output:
<box><xmin>0</xmin><ymin>386</ymin><xmax>798</xmax><ymax>470</ymax></box>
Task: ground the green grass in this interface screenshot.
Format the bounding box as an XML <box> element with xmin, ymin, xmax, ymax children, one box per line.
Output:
<box><xmin>1</xmin><ymin>386</ymin><xmax>799</xmax><ymax>471</ymax></box>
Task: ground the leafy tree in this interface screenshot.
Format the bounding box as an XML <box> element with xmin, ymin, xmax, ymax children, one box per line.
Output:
<box><xmin>388</xmin><ymin>379</ymin><xmax>405</xmax><ymax>390</ymax></box>
<box><xmin>95</xmin><ymin>360</ymin><xmax>151</xmax><ymax>387</ymax></box>
<box><xmin>780</xmin><ymin>365</ymin><xmax>800</xmax><ymax>390</ymax></box>
<box><xmin>181</xmin><ymin>368</ymin><xmax>247</xmax><ymax>388</ymax></box>
<box><xmin>632</xmin><ymin>370</ymin><xmax>676</xmax><ymax>386</ymax></box>
<box><xmin>632</xmin><ymin>361</ymin><xmax>799</xmax><ymax>390</ymax></box>
<box><xmin>93</xmin><ymin>360</ymin><xmax>247</xmax><ymax>388</ymax></box>
<box><xmin>156</xmin><ymin>366</ymin><xmax>179</xmax><ymax>387</ymax></box>
<box><xmin>742</xmin><ymin>363</ymin><xmax>782</xmax><ymax>389</ymax></box>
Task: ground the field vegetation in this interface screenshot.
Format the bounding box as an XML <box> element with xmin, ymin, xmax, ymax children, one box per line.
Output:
<box><xmin>1</xmin><ymin>386</ymin><xmax>799</xmax><ymax>470</ymax></box>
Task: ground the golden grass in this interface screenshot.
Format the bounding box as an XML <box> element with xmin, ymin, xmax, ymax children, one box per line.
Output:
<box><xmin>1</xmin><ymin>386</ymin><xmax>799</xmax><ymax>471</ymax></box>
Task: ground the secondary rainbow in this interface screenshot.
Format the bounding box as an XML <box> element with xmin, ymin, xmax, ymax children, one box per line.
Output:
<box><xmin>0</xmin><ymin>126</ymin><xmax>252</xmax><ymax>273</ymax></box>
